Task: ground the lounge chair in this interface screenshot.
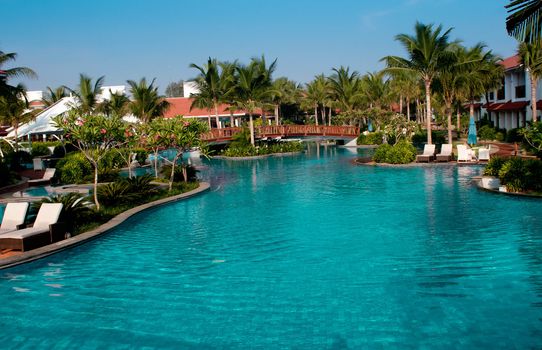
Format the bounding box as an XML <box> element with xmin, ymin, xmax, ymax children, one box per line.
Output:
<box><xmin>0</xmin><ymin>202</ymin><xmax>29</xmax><ymax>236</ymax></box>
<box><xmin>28</xmin><ymin>168</ymin><xmax>56</xmax><ymax>185</ymax></box>
<box><xmin>436</xmin><ymin>144</ymin><xmax>453</xmax><ymax>162</ymax></box>
<box><xmin>478</xmin><ymin>147</ymin><xmax>490</xmax><ymax>162</ymax></box>
<box><xmin>416</xmin><ymin>144</ymin><xmax>436</xmax><ymax>162</ymax></box>
<box><xmin>457</xmin><ymin>145</ymin><xmax>475</xmax><ymax>162</ymax></box>
<box><xmin>0</xmin><ymin>203</ymin><xmax>64</xmax><ymax>252</ymax></box>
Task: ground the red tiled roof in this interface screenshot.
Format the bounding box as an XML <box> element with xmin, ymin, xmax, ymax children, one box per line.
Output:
<box><xmin>500</xmin><ymin>55</ymin><xmax>521</xmax><ymax>70</ymax></box>
<box><xmin>164</xmin><ymin>97</ymin><xmax>261</xmax><ymax>118</ymax></box>
<box><xmin>486</xmin><ymin>100</ymin><xmax>529</xmax><ymax>111</ymax></box>
<box><xmin>465</xmin><ymin>103</ymin><xmax>482</xmax><ymax>109</ymax></box>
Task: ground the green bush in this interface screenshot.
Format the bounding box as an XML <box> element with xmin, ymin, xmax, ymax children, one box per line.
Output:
<box><xmin>373</xmin><ymin>142</ymin><xmax>416</xmax><ymax>164</ymax></box>
<box><xmin>525</xmin><ymin>159</ymin><xmax>542</xmax><ymax>192</ymax></box>
<box><xmin>31</xmin><ymin>143</ymin><xmax>52</xmax><ymax>157</ymax></box>
<box><xmin>495</xmin><ymin>131</ymin><xmax>506</xmax><ymax>142</ymax></box>
<box><xmin>499</xmin><ymin>157</ymin><xmax>527</xmax><ymax>192</ymax></box>
<box><xmin>0</xmin><ymin>160</ymin><xmax>19</xmax><ymax>187</ymax></box>
<box><xmin>483</xmin><ymin>157</ymin><xmax>507</xmax><ymax>177</ymax></box>
<box><xmin>97</xmin><ymin>181</ymin><xmax>135</xmax><ymax>206</ymax></box>
<box><xmin>6</xmin><ymin>150</ymin><xmax>32</xmax><ymax>170</ymax></box>
<box><xmin>56</xmin><ymin>152</ymin><xmax>93</xmax><ymax>184</ymax></box>
<box><xmin>223</xmin><ymin>141</ymin><xmax>303</xmax><ymax>157</ymax></box>
<box><xmin>478</xmin><ymin>125</ymin><xmax>496</xmax><ymax>141</ymax></box>
<box><xmin>357</xmin><ymin>132</ymin><xmax>384</xmax><ymax>145</ymax></box>
<box><xmin>161</xmin><ymin>164</ymin><xmax>198</xmax><ymax>182</ymax></box>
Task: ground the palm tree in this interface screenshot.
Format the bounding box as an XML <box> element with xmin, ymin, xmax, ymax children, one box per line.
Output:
<box><xmin>234</xmin><ymin>56</ymin><xmax>276</xmax><ymax>145</ymax></box>
<box><xmin>506</xmin><ymin>0</ymin><xmax>542</xmax><ymax>43</ymax></box>
<box><xmin>127</xmin><ymin>78</ymin><xmax>169</xmax><ymax>123</ymax></box>
<box><xmin>382</xmin><ymin>22</ymin><xmax>453</xmax><ymax>144</ymax></box>
<box><xmin>328</xmin><ymin>66</ymin><xmax>364</xmax><ymax>125</ymax></box>
<box><xmin>303</xmin><ymin>75</ymin><xmax>328</xmax><ymax>125</ymax></box>
<box><xmin>42</xmin><ymin>86</ymin><xmax>67</xmax><ymax>107</ymax></box>
<box><xmin>519</xmin><ymin>40</ymin><xmax>542</xmax><ymax>121</ymax></box>
<box><xmin>459</xmin><ymin>46</ymin><xmax>504</xmax><ymax>128</ymax></box>
<box><xmin>0</xmin><ymin>93</ymin><xmax>37</xmax><ymax>151</ymax></box>
<box><xmin>219</xmin><ymin>61</ymin><xmax>239</xmax><ymax>127</ymax></box>
<box><xmin>361</xmin><ymin>71</ymin><xmax>391</xmax><ymax>110</ymax></box>
<box><xmin>65</xmin><ymin>74</ymin><xmax>105</xmax><ymax>114</ymax></box>
<box><xmin>190</xmin><ymin>58</ymin><xmax>225</xmax><ymax>129</ymax></box>
<box><xmin>98</xmin><ymin>90</ymin><xmax>130</xmax><ymax>117</ymax></box>
<box><xmin>0</xmin><ymin>49</ymin><xmax>37</xmax><ymax>99</ymax></box>
<box><xmin>270</xmin><ymin>77</ymin><xmax>301</xmax><ymax>125</ymax></box>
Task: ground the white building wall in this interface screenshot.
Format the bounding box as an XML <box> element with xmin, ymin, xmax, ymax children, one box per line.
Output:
<box><xmin>183</xmin><ymin>81</ymin><xmax>200</xmax><ymax>98</ymax></box>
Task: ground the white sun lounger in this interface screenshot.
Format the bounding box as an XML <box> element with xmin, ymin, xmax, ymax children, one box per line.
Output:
<box><xmin>436</xmin><ymin>144</ymin><xmax>453</xmax><ymax>162</ymax></box>
<box><xmin>0</xmin><ymin>203</ymin><xmax>64</xmax><ymax>251</ymax></box>
<box><xmin>28</xmin><ymin>168</ymin><xmax>56</xmax><ymax>185</ymax></box>
<box><xmin>457</xmin><ymin>145</ymin><xmax>475</xmax><ymax>162</ymax></box>
<box><xmin>478</xmin><ymin>147</ymin><xmax>490</xmax><ymax>162</ymax></box>
<box><xmin>0</xmin><ymin>202</ymin><xmax>29</xmax><ymax>236</ymax></box>
<box><xmin>416</xmin><ymin>144</ymin><xmax>436</xmax><ymax>162</ymax></box>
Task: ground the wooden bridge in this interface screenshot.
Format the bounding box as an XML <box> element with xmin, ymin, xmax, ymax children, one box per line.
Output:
<box><xmin>201</xmin><ymin>125</ymin><xmax>360</xmax><ymax>142</ymax></box>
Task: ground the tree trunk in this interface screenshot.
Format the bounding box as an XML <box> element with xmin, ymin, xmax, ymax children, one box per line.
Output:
<box><xmin>182</xmin><ymin>165</ymin><xmax>188</xmax><ymax>183</ymax></box>
<box><xmin>328</xmin><ymin>106</ymin><xmax>332</xmax><ymax>126</ymax></box>
<box><xmin>214</xmin><ymin>103</ymin><xmax>221</xmax><ymax>129</ymax></box>
<box><xmin>531</xmin><ymin>75</ymin><xmax>538</xmax><ymax>122</ymax></box>
<box><xmin>207</xmin><ymin>114</ymin><xmax>212</xmax><ymax>129</ymax></box>
<box><xmin>321</xmin><ymin>106</ymin><xmax>326</xmax><ymax>126</ymax></box>
<box><xmin>314</xmin><ymin>105</ymin><xmax>319</xmax><ymax>126</ymax></box>
<box><xmin>399</xmin><ymin>95</ymin><xmax>403</xmax><ymax>115</ymax></box>
<box><xmin>456</xmin><ymin>106</ymin><xmax>461</xmax><ymax>137</ymax></box>
<box><xmin>169</xmin><ymin>154</ymin><xmax>179</xmax><ymax>191</ymax></box>
<box><xmin>424</xmin><ymin>79</ymin><xmax>433</xmax><ymax>144</ymax></box>
<box><xmin>154</xmin><ymin>149</ymin><xmax>159</xmax><ymax>178</ymax></box>
<box><xmin>14</xmin><ymin>125</ymin><xmax>19</xmax><ymax>152</ymax></box>
<box><xmin>406</xmin><ymin>98</ymin><xmax>411</xmax><ymax>121</ymax></box>
<box><xmin>230</xmin><ymin>110</ymin><xmax>234</xmax><ymax>127</ymax></box>
<box><xmin>446</xmin><ymin>102</ymin><xmax>452</xmax><ymax>144</ymax></box>
<box><xmin>249</xmin><ymin>114</ymin><xmax>255</xmax><ymax>145</ymax></box>
<box><xmin>274</xmin><ymin>104</ymin><xmax>279</xmax><ymax>125</ymax></box>
<box><xmin>93</xmin><ymin>163</ymin><xmax>100</xmax><ymax>211</ymax></box>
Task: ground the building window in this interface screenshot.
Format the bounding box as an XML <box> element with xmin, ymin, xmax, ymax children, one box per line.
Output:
<box><xmin>497</xmin><ymin>87</ymin><xmax>505</xmax><ymax>100</ymax></box>
<box><xmin>515</xmin><ymin>85</ymin><xmax>526</xmax><ymax>98</ymax></box>
<box><xmin>489</xmin><ymin>92</ymin><xmax>495</xmax><ymax>100</ymax></box>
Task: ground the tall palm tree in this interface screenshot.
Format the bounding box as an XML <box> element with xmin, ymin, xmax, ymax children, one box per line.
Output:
<box><xmin>519</xmin><ymin>40</ymin><xmax>542</xmax><ymax>121</ymax></box>
<box><xmin>65</xmin><ymin>74</ymin><xmax>105</xmax><ymax>114</ymax></box>
<box><xmin>303</xmin><ymin>75</ymin><xmax>328</xmax><ymax>125</ymax></box>
<box><xmin>382</xmin><ymin>22</ymin><xmax>453</xmax><ymax>144</ymax></box>
<box><xmin>234</xmin><ymin>56</ymin><xmax>276</xmax><ymax>145</ymax></box>
<box><xmin>0</xmin><ymin>49</ymin><xmax>37</xmax><ymax>99</ymax></box>
<box><xmin>361</xmin><ymin>71</ymin><xmax>391</xmax><ymax>110</ymax></box>
<box><xmin>270</xmin><ymin>77</ymin><xmax>301</xmax><ymax>125</ymax></box>
<box><xmin>506</xmin><ymin>0</ymin><xmax>542</xmax><ymax>43</ymax></box>
<box><xmin>190</xmin><ymin>58</ymin><xmax>225</xmax><ymax>129</ymax></box>
<box><xmin>0</xmin><ymin>93</ymin><xmax>37</xmax><ymax>151</ymax></box>
<box><xmin>328</xmin><ymin>66</ymin><xmax>364</xmax><ymax>125</ymax></box>
<box><xmin>42</xmin><ymin>86</ymin><xmax>67</xmax><ymax>107</ymax></box>
<box><xmin>219</xmin><ymin>61</ymin><xmax>239</xmax><ymax>127</ymax></box>
<box><xmin>127</xmin><ymin>78</ymin><xmax>169</xmax><ymax>123</ymax></box>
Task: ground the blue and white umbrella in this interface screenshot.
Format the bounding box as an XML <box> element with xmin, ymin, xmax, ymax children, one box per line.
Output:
<box><xmin>467</xmin><ymin>116</ymin><xmax>477</xmax><ymax>146</ymax></box>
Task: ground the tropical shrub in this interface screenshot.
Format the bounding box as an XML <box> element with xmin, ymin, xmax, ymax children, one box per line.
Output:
<box><xmin>483</xmin><ymin>157</ymin><xmax>507</xmax><ymax>177</ymax></box>
<box><xmin>6</xmin><ymin>150</ymin><xmax>32</xmax><ymax>170</ymax></box>
<box><xmin>97</xmin><ymin>181</ymin><xmax>134</xmax><ymax>206</ymax></box>
<box><xmin>525</xmin><ymin>159</ymin><xmax>542</xmax><ymax>192</ymax></box>
<box><xmin>123</xmin><ymin>174</ymin><xmax>158</xmax><ymax>195</ymax></box>
<box><xmin>56</xmin><ymin>152</ymin><xmax>93</xmax><ymax>184</ymax></box>
<box><xmin>372</xmin><ymin>144</ymin><xmax>392</xmax><ymax>163</ymax></box>
<box><xmin>223</xmin><ymin>141</ymin><xmax>303</xmax><ymax>157</ymax></box>
<box><xmin>478</xmin><ymin>125</ymin><xmax>496</xmax><ymax>141</ymax></box>
<box><xmin>0</xmin><ymin>160</ymin><xmax>19</xmax><ymax>187</ymax></box>
<box><xmin>38</xmin><ymin>193</ymin><xmax>93</xmax><ymax>233</ymax></box>
<box><xmin>506</xmin><ymin>128</ymin><xmax>523</xmax><ymax>143</ymax></box>
<box><xmin>31</xmin><ymin>143</ymin><xmax>52</xmax><ymax>157</ymax></box>
<box><xmin>495</xmin><ymin>131</ymin><xmax>506</xmax><ymax>142</ymax></box>
<box><xmin>373</xmin><ymin>141</ymin><xmax>416</xmax><ymax>164</ymax></box>
<box><xmin>357</xmin><ymin>132</ymin><xmax>384</xmax><ymax>145</ymax></box>
<box><xmin>498</xmin><ymin>157</ymin><xmax>527</xmax><ymax>192</ymax></box>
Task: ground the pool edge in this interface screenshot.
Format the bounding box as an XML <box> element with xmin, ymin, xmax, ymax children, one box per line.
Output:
<box><xmin>0</xmin><ymin>182</ymin><xmax>211</xmax><ymax>270</ymax></box>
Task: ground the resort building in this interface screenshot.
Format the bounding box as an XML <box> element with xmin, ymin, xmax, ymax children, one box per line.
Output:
<box><xmin>480</xmin><ymin>54</ymin><xmax>539</xmax><ymax>130</ymax></box>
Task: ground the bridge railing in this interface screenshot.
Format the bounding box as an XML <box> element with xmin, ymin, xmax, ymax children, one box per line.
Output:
<box><xmin>201</xmin><ymin>125</ymin><xmax>360</xmax><ymax>141</ymax></box>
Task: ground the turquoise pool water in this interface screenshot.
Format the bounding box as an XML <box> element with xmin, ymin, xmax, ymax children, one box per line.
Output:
<box><xmin>0</xmin><ymin>146</ymin><xmax>541</xmax><ymax>349</ymax></box>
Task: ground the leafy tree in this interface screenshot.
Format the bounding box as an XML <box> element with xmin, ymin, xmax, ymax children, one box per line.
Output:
<box><xmin>269</xmin><ymin>77</ymin><xmax>301</xmax><ymax>125</ymax></box>
<box><xmin>190</xmin><ymin>58</ymin><xmax>227</xmax><ymax>129</ymax></box>
<box><xmin>328</xmin><ymin>66</ymin><xmax>364</xmax><ymax>126</ymax></box>
<box><xmin>53</xmin><ymin>113</ymin><xmax>126</xmax><ymax>210</ymax></box>
<box><xmin>382</xmin><ymin>22</ymin><xmax>454</xmax><ymax>144</ymax></box>
<box><xmin>165</xmin><ymin>80</ymin><xmax>184</xmax><ymax>97</ymax></box>
<box><xmin>520</xmin><ymin>120</ymin><xmax>542</xmax><ymax>153</ymax></box>
<box><xmin>506</xmin><ymin>0</ymin><xmax>542</xmax><ymax>43</ymax></box>
<box><xmin>127</xmin><ymin>78</ymin><xmax>169</xmax><ymax>123</ymax></box>
<box><xmin>303</xmin><ymin>74</ymin><xmax>328</xmax><ymax>125</ymax></box>
<box><xmin>146</xmin><ymin>117</ymin><xmax>208</xmax><ymax>190</ymax></box>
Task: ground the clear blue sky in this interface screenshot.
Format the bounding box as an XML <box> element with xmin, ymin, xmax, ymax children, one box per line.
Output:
<box><xmin>1</xmin><ymin>0</ymin><xmax>517</xmax><ymax>93</ymax></box>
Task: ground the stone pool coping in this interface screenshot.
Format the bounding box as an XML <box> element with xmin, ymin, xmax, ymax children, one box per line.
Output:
<box><xmin>0</xmin><ymin>182</ymin><xmax>210</xmax><ymax>269</ymax></box>
<box><xmin>473</xmin><ymin>179</ymin><xmax>542</xmax><ymax>198</ymax></box>
<box><xmin>353</xmin><ymin>159</ymin><xmax>482</xmax><ymax>167</ymax></box>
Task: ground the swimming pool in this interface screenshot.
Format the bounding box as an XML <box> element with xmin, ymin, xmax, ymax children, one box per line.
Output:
<box><xmin>0</xmin><ymin>146</ymin><xmax>541</xmax><ymax>348</ymax></box>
